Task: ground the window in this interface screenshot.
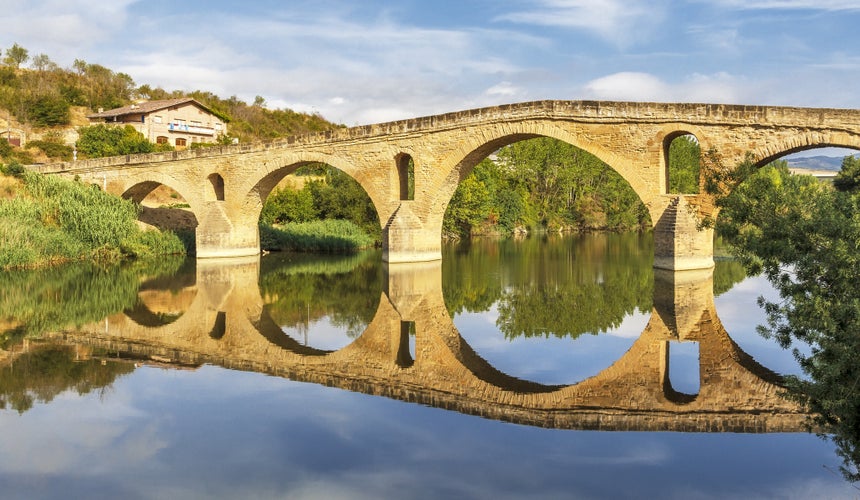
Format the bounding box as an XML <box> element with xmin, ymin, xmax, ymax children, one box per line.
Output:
<box><xmin>156</xmin><ymin>136</ymin><xmax>169</xmax><ymax>144</ymax></box>
<box><xmin>175</xmin><ymin>138</ymin><xmax>187</xmax><ymax>147</ymax></box>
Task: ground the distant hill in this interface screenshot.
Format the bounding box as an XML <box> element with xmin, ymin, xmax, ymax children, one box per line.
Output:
<box><xmin>0</xmin><ymin>45</ymin><xmax>342</xmax><ymax>157</ymax></box>
<box><xmin>786</xmin><ymin>154</ymin><xmax>859</xmax><ymax>171</ymax></box>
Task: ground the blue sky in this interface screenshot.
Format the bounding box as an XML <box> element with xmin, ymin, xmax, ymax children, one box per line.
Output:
<box><xmin>1</xmin><ymin>0</ymin><xmax>859</xmax><ymax>126</ymax></box>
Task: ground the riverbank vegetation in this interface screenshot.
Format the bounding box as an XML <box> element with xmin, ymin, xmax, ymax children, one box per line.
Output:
<box><xmin>709</xmin><ymin>152</ymin><xmax>860</xmax><ymax>481</ymax></box>
<box><xmin>442</xmin><ymin>138</ymin><xmax>654</xmax><ymax>237</ymax></box>
<box><xmin>259</xmin><ymin>165</ymin><xmax>382</xmax><ymax>253</ymax></box>
<box><xmin>0</xmin><ymin>166</ymin><xmax>185</xmax><ymax>269</ymax></box>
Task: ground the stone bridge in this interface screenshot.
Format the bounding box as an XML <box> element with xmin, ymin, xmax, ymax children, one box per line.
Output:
<box><xmin>34</xmin><ymin>100</ymin><xmax>860</xmax><ymax>269</ymax></box>
<box><xmin>44</xmin><ymin>257</ymin><xmax>807</xmax><ymax>433</ymax></box>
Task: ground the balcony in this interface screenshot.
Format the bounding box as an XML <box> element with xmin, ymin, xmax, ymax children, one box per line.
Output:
<box><xmin>168</xmin><ymin>123</ymin><xmax>216</xmax><ymax>136</ymax></box>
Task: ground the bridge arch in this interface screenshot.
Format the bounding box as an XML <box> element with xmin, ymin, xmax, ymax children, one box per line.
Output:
<box><xmin>751</xmin><ymin>131</ymin><xmax>860</xmax><ymax>168</ymax></box>
<box><xmin>233</xmin><ymin>150</ymin><xmax>386</xmax><ymax>233</ymax></box>
<box><xmin>113</xmin><ymin>173</ymin><xmax>203</xmax><ymax>240</ymax></box>
<box><xmin>116</xmin><ymin>173</ymin><xmax>200</xmax><ymax>211</ymax></box>
<box><xmin>426</xmin><ymin>121</ymin><xmax>652</xmax><ymax>233</ymax></box>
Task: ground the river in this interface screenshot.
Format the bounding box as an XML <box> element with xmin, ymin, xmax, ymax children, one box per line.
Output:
<box><xmin>0</xmin><ymin>233</ymin><xmax>854</xmax><ymax>499</ymax></box>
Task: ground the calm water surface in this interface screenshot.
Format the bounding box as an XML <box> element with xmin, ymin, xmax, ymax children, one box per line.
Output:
<box><xmin>0</xmin><ymin>233</ymin><xmax>854</xmax><ymax>499</ymax></box>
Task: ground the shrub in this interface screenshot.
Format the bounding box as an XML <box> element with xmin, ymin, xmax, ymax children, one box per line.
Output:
<box><xmin>260</xmin><ymin>219</ymin><xmax>374</xmax><ymax>253</ymax></box>
<box><xmin>0</xmin><ymin>170</ymin><xmax>185</xmax><ymax>269</ymax></box>
<box><xmin>25</xmin><ymin>140</ymin><xmax>73</xmax><ymax>161</ymax></box>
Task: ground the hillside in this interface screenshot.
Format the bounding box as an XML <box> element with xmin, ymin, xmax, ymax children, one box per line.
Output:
<box><xmin>0</xmin><ymin>44</ymin><xmax>342</xmax><ymax>163</ymax></box>
<box><xmin>786</xmin><ymin>154</ymin><xmax>860</xmax><ymax>171</ymax></box>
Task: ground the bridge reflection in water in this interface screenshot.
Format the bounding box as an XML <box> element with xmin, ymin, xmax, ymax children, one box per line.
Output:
<box><xmin>48</xmin><ymin>257</ymin><xmax>806</xmax><ymax>433</ymax></box>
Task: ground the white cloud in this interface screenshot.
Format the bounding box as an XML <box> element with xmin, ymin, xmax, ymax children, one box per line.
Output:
<box><xmin>581</xmin><ymin>71</ymin><xmax>743</xmax><ymax>103</ymax></box>
<box><xmin>582</xmin><ymin>72</ymin><xmax>670</xmax><ymax>101</ymax></box>
<box><xmin>0</xmin><ymin>0</ymin><xmax>138</xmax><ymax>61</ymax></box>
<box><xmin>495</xmin><ymin>0</ymin><xmax>668</xmax><ymax>47</ymax></box>
<box><xmin>485</xmin><ymin>81</ymin><xmax>522</xmax><ymax>97</ymax></box>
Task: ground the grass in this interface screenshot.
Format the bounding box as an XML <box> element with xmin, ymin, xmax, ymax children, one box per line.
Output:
<box><xmin>0</xmin><ymin>168</ymin><xmax>186</xmax><ymax>269</ymax></box>
<box><xmin>260</xmin><ymin>219</ymin><xmax>376</xmax><ymax>254</ymax></box>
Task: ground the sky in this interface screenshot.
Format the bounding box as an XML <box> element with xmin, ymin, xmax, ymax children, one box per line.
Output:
<box><xmin>0</xmin><ymin>0</ymin><xmax>859</xmax><ymax>128</ymax></box>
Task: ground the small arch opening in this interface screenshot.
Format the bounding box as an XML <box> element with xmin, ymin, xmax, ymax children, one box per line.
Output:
<box><xmin>666</xmin><ymin>133</ymin><xmax>700</xmax><ymax>194</ymax></box>
<box><xmin>208</xmin><ymin>173</ymin><xmax>225</xmax><ymax>201</ymax></box>
<box><xmin>666</xmin><ymin>341</ymin><xmax>700</xmax><ymax>398</ymax></box>
<box><xmin>209</xmin><ymin>311</ymin><xmax>227</xmax><ymax>340</ymax></box>
<box><xmin>396</xmin><ymin>154</ymin><xmax>415</xmax><ymax>200</ymax></box>
<box><xmin>397</xmin><ymin>321</ymin><xmax>416</xmax><ymax>368</ymax></box>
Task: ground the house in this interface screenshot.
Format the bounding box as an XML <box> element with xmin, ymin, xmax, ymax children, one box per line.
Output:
<box><xmin>87</xmin><ymin>98</ymin><xmax>227</xmax><ymax>149</ymax></box>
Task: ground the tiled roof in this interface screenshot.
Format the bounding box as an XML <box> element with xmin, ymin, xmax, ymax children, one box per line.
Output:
<box><xmin>88</xmin><ymin>98</ymin><xmax>213</xmax><ymax>119</ymax></box>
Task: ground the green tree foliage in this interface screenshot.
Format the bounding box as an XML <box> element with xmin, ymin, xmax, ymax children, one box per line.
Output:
<box><xmin>26</xmin><ymin>92</ymin><xmax>70</xmax><ymax>126</ymax></box>
<box><xmin>443</xmin><ymin>173</ymin><xmax>493</xmax><ymax>235</ymax></box>
<box><xmin>261</xmin><ymin>186</ymin><xmax>317</xmax><ymax>225</ymax></box>
<box><xmin>2</xmin><ymin>43</ymin><xmax>28</xmax><ymax>69</ymax></box>
<box><xmin>713</xmin><ymin>154</ymin><xmax>860</xmax><ymax>481</ymax></box>
<box><xmin>0</xmin><ymin>50</ymin><xmax>134</xmax><ymax>128</ymax></box>
<box><xmin>832</xmin><ymin>155</ymin><xmax>860</xmax><ymax>193</ymax></box>
<box><xmin>76</xmin><ymin>124</ymin><xmax>155</xmax><ymax>158</ymax></box>
<box><xmin>443</xmin><ymin>138</ymin><xmax>650</xmax><ymax>237</ymax></box>
<box><xmin>668</xmin><ymin>134</ymin><xmax>701</xmax><ymax>193</ymax></box>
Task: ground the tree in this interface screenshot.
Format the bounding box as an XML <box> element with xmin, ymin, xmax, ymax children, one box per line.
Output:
<box><xmin>833</xmin><ymin>155</ymin><xmax>860</xmax><ymax>193</ymax></box>
<box><xmin>3</xmin><ymin>43</ymin><xmax>28</xmax><ymax>69</ymax></box>
<box><xmin>443</xmin><ymin>137</ymin><xmax>649</xmax><ymax>236</ymax></box>
<box><xmin>668</xmin><ymin>134</ymin><xmax>700</xmax><ymax>193</ymax></box>
<box><xmin>713</xmin><ymin>154</ymin><xmax>860</xmax><ymax>481</ymax></box>
<box><xmin>31</xmin><ymin>53</ymin><xmax>56</xmax><ymax>72</ymax></box>
<box><xmin>76</xmin><ymin>124</ymin><xmax>155</xmax><ymax>158</ymax></box>
<box><xmin>261</xmin><ymin>186</ymin><xmax>317</xmax><ymax>225</ymax></box>
<box><xmin>443</xmin><ymin>174</ymin><xmax>492</xmax><ymax>236</ymax></box>
<box><xmin>27</xmin><ymin>93</ymin><xmax>71</xmax><ymax>127</ymax></box>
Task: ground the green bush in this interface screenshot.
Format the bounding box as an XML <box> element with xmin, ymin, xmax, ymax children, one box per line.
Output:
<box><xmin>27</xmin><ymin>93</ymin><xmax>71</xmax><ymax>127</ymax></box>
<box><xmin>25</xmin><ymin>140</ymin><xmax>73</xmax><ymax>161</ymax></box>
<box><xmin>76</xmin><ymin>124</ymin><xmax>154</xmax><ymax>158</ymax></box>
<box><xmin>0</xmin><ymin>160</ymin><xmax>25</xmax><ymax>177</ymax></box>
<box><xmin>261</xmin><ymin>186</ymin><xmax>317</xmax><ymax>225</ymax></box>
<box><xmin>260</xmin><ymin>219</ymin><xmax>375</xmax><ymax>253</ymax></box>
<box><xmin>0</xmin><ymin>170</ymin><xmax>185</xmax><ymax>269</ymax></box>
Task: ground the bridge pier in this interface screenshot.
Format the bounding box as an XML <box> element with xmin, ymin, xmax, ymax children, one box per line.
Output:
<box><xmin>382</xmin><ymin>202</ymin><xmax>442</xmax><ymax>263</ymax></box>
<box><xmin>653</xmin><ymin>196</ymin><xmax>715</xmax><ymax>271</ymax></box>
<box><xmin>195</xmin><ymin>202</ymin><xmax>261</xmax><ymax>259</ymax></box>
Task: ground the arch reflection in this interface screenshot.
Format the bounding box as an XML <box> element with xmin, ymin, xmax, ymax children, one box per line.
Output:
<box><xmin>37</xmin><ymin>255</ymin><xmax>806</xmax><ymax>433</ymax></box>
